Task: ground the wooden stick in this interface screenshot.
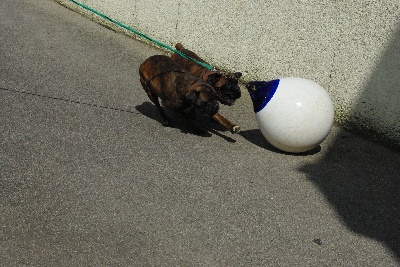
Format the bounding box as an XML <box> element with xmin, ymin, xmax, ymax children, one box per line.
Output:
<box><xmin>212</xmin><ymin>113</ymin><xmax>240</xmax><ymax>134</ymax></box>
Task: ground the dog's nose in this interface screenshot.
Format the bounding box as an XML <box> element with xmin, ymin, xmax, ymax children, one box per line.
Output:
<box><xmin>227</xmin><ymin>86</ymin><xmax>241</xmax><ymax>100</ymax></box>
<box><xmin>234</xmin><ymin>87</ymin><xmax>241</xmax><ymax>98</ymax></box>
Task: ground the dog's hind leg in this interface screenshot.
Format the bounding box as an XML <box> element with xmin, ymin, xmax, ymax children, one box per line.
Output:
<box><xmin>140</xmin><ymin>78</ymin><xmax>171</xmax><ymax>126</ymax></box>
<box><xmin>153</xmin><ymin>97</ymin><xmax>171</xmax><ymax>127</ymax></box>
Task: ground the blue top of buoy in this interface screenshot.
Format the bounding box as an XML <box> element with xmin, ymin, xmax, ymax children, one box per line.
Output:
<box><xmin>246</xmin><ymin>79</ymin><xmax>280</xmax><ymax>113</ymax></box>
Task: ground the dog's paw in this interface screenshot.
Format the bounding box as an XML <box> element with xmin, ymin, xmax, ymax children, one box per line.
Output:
<box><xmin>231</xmin><ymin>125</ymin><xmax>241</xmax><ymax>134</ymax></box>
<box><xmin>161</xmin><ymin>117</ymin><xmax>171</xmax><ymax>126</ymax></box>
<box><xmin>189</xmin><ymin>125</ymin><xmax>211</xmax><ymax>137</ymax></box>
<box><xmin>195</xmin><ymin>129</ymin><xmax>212</xmax><ymax>137</ymax></box>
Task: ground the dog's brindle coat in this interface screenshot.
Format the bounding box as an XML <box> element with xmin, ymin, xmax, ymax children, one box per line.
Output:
<box><xmin>171</xmin><ymin>43</ymin><xmax>242</xmax><ymax>106</ymax></box>
<box><xmin>139</xmin><ymin>55</ymin><xmax>219</xmax><ymax>132</ymax></box>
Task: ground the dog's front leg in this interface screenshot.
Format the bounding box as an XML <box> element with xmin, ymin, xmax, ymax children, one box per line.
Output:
<box><xmin>182</xmin><ymin>107</ymin><xmax>204</xmax><ymax>135</ymax></box>
<box><xmin>212</xmin><ymin>113</ymin><xmax>240</xmax><ymax>134</ymax></box>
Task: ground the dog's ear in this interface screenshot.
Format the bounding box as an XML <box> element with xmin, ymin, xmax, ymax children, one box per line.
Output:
<box><xmin>175</xmin><ymin>43</ymin><xmax>184</xmax><ymax>51</ymax></box>
<box><xmin>234</xmin><ymin>72</ymin><xmax>242</xmax><ymax>79</ymax></box>
<box><xmin>206</xmin><ymin>73</ymin><xmax>222</xmax><ymax>84</ymax></box>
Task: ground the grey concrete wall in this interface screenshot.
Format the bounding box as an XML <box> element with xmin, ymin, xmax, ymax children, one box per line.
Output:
<box><xmin>56</xmin><ymin>0</ymin><xmax>400</xmax><ymax>148</ymax></box>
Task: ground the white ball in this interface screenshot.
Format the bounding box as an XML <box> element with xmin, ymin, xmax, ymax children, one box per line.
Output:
<box><xmin>246</xmin><ymin>77</ymin><xmax>334</xmax><ymax>153</ymax></box>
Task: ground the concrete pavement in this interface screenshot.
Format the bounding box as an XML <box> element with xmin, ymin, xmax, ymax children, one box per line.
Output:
<box><xmin>1</xmin><ymin>0</ymin><xmax>400</xmax><ymax>266</ymax></box>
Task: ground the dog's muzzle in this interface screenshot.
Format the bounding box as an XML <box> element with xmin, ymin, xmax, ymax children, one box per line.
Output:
<box><xmin>201</xmin><ymin>100</ymin><xmax>219</xmax><ymax>116</ymax></box>
<box><xmin>216</xmin><ymin>82</ymin><xmax>241</xmax><ymax>106</ymax></box>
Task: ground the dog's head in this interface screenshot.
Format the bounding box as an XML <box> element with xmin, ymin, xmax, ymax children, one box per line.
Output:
<box><xmin>187</xmin><ymin>83</ymin><xmax>219</xmax><ymax>116</ymax></box>
<box><xmin>206</xmin><ymin>71</ymin><xmax>242</xmax><ymax>106</ymax></box>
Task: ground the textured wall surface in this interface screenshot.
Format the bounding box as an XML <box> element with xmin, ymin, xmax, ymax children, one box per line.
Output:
<box><xmin>56</xmin><ymin>0</ymin><xmax>400</xmax><ymax>148</ymax></box>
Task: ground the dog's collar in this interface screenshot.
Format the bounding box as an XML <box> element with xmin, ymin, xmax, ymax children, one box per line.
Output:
<box><xmin>210</xmin><ymin>68</ymin><xmax>240</xmax><ymax>81</ymax></box>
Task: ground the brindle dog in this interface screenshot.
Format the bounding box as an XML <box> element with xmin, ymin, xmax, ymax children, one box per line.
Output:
<box><xmin>139</xmin><ymin>55</ymin><xmax>219</xmax><ymax>133</ymax></box>
<box><xmin>171</xmin><ymin>43</ymin><xmax>242</xmax><ymax>106</ymax></box>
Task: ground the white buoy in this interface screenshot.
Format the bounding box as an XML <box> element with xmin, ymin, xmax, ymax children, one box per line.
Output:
<box><xmin>246</xmin><ymin>77</ymin><xmax>334</xmax><ymax>153</ymax></box>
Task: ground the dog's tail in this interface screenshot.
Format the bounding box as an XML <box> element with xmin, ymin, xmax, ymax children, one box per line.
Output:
<box><xmin>175</xmin><ymin>43</ymin><xmax>184</xmax><ymax>51</ymax></box>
